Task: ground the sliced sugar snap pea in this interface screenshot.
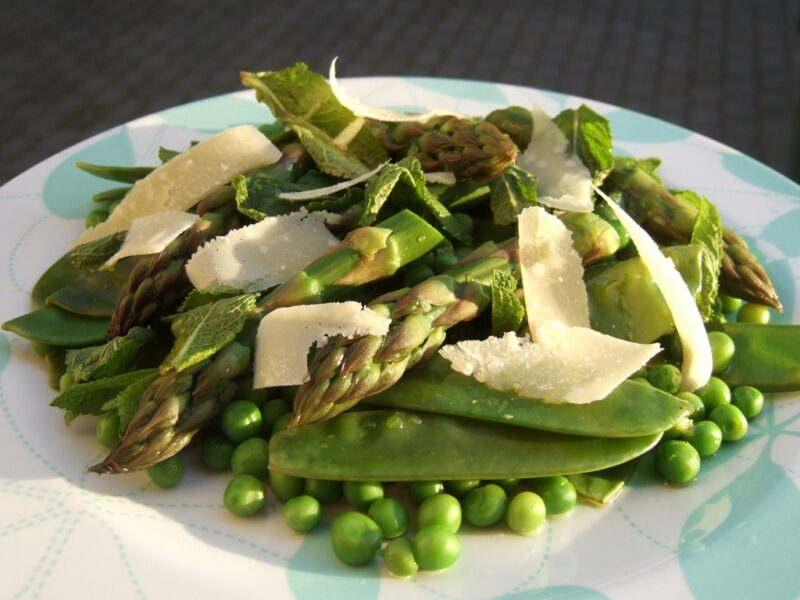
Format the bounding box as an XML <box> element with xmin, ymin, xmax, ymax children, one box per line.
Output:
<box><xmin>367</xmin><ymin>356</ymin><xmax>691</xmax><ymax>438</ymax></box>
<box><xmin>2</xmin><ymin>307</ymin><xmax>109</xmax><ymax>347</ymax></box>
<box><xmin>269</xmin><ymin>410</ymin><xmax>661</xmax><ymax>481</ymax></box>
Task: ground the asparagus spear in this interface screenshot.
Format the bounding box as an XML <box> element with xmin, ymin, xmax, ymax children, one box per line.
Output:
<box><xmin>290</xmin><ymin>218</ymin><xmax>618</xmax><ymax>428</ymax></box>
<box><xmin>607</xmin><ymin>165</ymin><xmax>782</xmax><ymax>311</ymax></box>
<box><xmin>373</xmin><ymin>116</ymin><xmax>519</xmax><ymax>182</ymax></box>
<box><xmin>90</xmin><ymin>210</ymin><xmax>444</xmax><ymax>473</ymax></box>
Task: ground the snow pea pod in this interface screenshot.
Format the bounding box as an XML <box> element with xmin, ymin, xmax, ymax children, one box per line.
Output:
<box><xmin>567</xmin><ymin>460</ymin><xmax>638</xmax><ymax>505</ymax></box>
<box><xmin>712</xmin><ymin>322</ymin><xmax>800</xmax><ymax>392</ymax></box>
<box><xmin>45</xmin><ymin>259</ymin><xmax>136</xmax><ymax>317</ymax></box>
<box><xmin>269</xmin><ymin>409</ymin><xmax>661</xmax><ymax>481</ymax></box>
<box><xmin>2</xmin><ymin>307</ymin><xmax>109</xmax><ymax>347</ymax></box>
<box><xmin>367</xmin><ymin>356</ymin><xmax>690</xmax><ymax>437</ymax></box>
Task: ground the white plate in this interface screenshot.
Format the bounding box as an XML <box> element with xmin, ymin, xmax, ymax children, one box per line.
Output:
<box><xmin>1</xmin><ymin>77</ymin><xmax>798</xmax><ymax>600</ymax></box>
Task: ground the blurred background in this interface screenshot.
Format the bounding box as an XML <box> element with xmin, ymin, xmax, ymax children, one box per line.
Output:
<box><xmin>2</xmin><ymin>0</ymin><xmax>798</xmax><ymax>184</ymax></box>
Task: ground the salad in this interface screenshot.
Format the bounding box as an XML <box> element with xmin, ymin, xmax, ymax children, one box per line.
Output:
<box><xmin>2</xmin><ymin>62</ymin><xmax>798</xmax><ymax>578</ymax></box>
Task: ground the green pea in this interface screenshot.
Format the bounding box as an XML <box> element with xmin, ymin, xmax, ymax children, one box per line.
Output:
<box><xmin>452</xmin><ymin>212</ymin><xmax>475</xmax><ymax>233</ymax></box>
<box><xmin>331</xmin><ymin>512</ymin><xmax>382</xmax><ymax>566</ymax></box>
<box><xmin>695</xmin><ymin>376</ymin><xmax>731</xmax><ymax>414</ymax></box>
<box><xmin>305</xmin><ymin>478</ymin><xmax>342</xmax><ymax>504</ymax></box>
<box><xmin>382</xmin><ymin>537</ymin><xmax>419</xmax><ymax>577</ymax></box>
<box><xmin>646</xmin><ymin>364</ymin><xmax>682</xmax><ymax>394</ymax></box>
<box><xmin>732</xmin><ymin>386</ymin><xmax>764</xmax><ymax>420</ymax></box>
<box><xmin>667</xmin><ymin>332</ymin><xmax>683</xmax><ymax>364</ymax></box>
<box><xmin>261</xmin><ymin>398</ymin><xmax>291</xmax><ymax>428</ymax></box>
<box><xmin>505</xmin><ymin>491</ymin><xmax>546</xmax><ymax>535</ymax></box>
<box><xmin>221</xmin><ymin>400</ymin><xmax>263</xmax><ymax>443</ymax></box>
<box><xmin>491</xmin><ymin>478</ymin><xmax>520</xmax><ymax>493</ymax></box>
<box><xmin>148</xmin><ymin>455</ymin><xmax>185</xmax><ymax>489</ymax></box>
<box><xmin>431</xmin><ymin>250</ymin><xmax>459</xmax><ymax>273</ymax></box>
<box><xmin>709</xmin><ymin>404</ymin><xmax>748</xmax><ymax>442</ymax></box>
<box><xmin>85</xmin><ymin>208</ymin><xmax>109</xmax><ymax>228</ymax></box>
<box><xmin>202</xmin><ymin>434</ymin><xmax>235</xmax><ymax>470</ymax></box>
<box><xmin>413</xmin><ymin>526</ymin><xmax>461</xmax><ymax>571</ymax></box>
<box><xmin>444</xmin><ymin>480</ymin><xmax>481</xmax><ymax>497</ymax></box>
<box><xmin>408</xmin><ymin>481</ymin><xmax>444</xmax><ymax>504</ymax></box>
<box><xmin>283</xmin><ymin>495</ymin><xmax>321</xmax><ymax>533</ymax></box>
<box><xmin>96</xmin><ymin>413</ymin><xmax>120</xmax><ymax>449</ymax></box>
<box><xmin>231</xmin><ymin>438</ymin><xmax>269</xmax><ymax>478</ymax></box>
<box><xmin>677</xmin><ymin>391</ymin><xmax>705</xmax><ymax>421</ymax></box>
<box><xmin>269</xmin><ymin>470</ymin><xmax>305</xmax><ymax>502</ymax></box>
<box><xmin>708</xmin><ymin>331</ymin><xmax>735</xmax><ymax>373</ymax></box>
<box><xmin>661</xmin><ymin>417</ymin><xmax>693</xmax><ymax>441</ymax></box>
<box><xmin>685</xmin><ymin>420</ymin><xmax>722</xmax><ymax>457</ymax></box>
<box><xmin>224</xmin><ymin>474</ymin><xmax>266</xmax><ymax>517</ymax></box>
<box><xmin>528</xmin><ymin>476</ymin><xmax>577</xmax><ymax>515</ymax></box>
<box><xmin>719</xmin><ymin>294</ymin><xmax>743</xmax><ymax>315</ymax></box>
<box><xmin>737</xmin><ymin>303</ymin><xmax>770</xmax><ymax>324</ymax></box>
<box><xmin>417</xmin><ymin>493</ymin><xmax>462</xmax><ymax>533</ymax></box>
<box><xmin>367</xmin><ymin>498</ymin><xmax>409</xmax><ymax>539</ymax></box>
<box><xmin>402</xmin><ymin>264</ymin><xmax>436</xmax><ymax>288</ymax></box>
<box><xmin>272</xmin><ymin>412</ymin><xmax>293</xmax><ymax>434</ymax></box>
<box><xmin>463</xmin><ymin>484</ymin><xmax>508</xmax><ymax>527</ymax></box>
<box><xmin>654</xmin><ymin>440</ymin><xmax>700</xmax><ymax>484</ymax></box>
<box><xmin>343</xmin><ymin>481</ymin><xmax>384</xmax><ymax>510</ymax></box>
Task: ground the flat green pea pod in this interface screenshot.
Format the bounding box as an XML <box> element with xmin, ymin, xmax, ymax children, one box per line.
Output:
<box><xmin>711</xmin><ymin>322</ymin><xmax>800</xmax><ymax>392</ymax></box>
<box><xmin>586</xmin><ymin>244</ymin><xmax>702</xmax><ymax>343</ymax></box>
<box><xmin>45</xmin><ymin>259</ymin><xmax>136</xmax><ymax>317</ymax></box>
<box><xmin>367</xmin><ymin>356</ymin><xmax>691</xmax><ymax>438</ymax></box>
<box><xmin>2</xmin><ymin>307</ymin><xmax>109</xmax><ymax>347</ymax></box>
<box><xmin>269</xmin><ymin>410</ymin><xmax>661</xmax><ymax>481</ymax></box>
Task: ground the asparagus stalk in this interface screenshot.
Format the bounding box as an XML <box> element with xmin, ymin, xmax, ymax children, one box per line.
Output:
<box><xmin>607</xmin><ymin>165</ymin><xmax>782</xmax><ymax>311</ymax></box>
<box><xmin>90</xmin><ymin>210</ymin><xmax>444</xmax><ymax>473</ymax></box>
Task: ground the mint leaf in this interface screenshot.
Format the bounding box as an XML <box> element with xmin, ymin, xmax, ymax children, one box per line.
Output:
<box><xmin>102</xmin><ymin>370</ymin><xmax>160</xmax><ymax>434</ymax></box>
<box><xmin>51</xmin><ymin>368</ymin><xmax>159</xmax><ymax>420</ymax></box>
<box><xmin>242</xmin><ymin>64</ymin><xmax>387</xmax><ymax>177</ymax></box>
<box><xmin>361</xmin><ymin>157</ymin><xmax>471</xmax><ymax>243</ymax></box>
<box><xmin>164</xmin><ymin>294</ymin><xmax>257</xmax><ymax>372</ymax></box>
<box><xmin>68</xmin><ymin>232</ymin><xmax>127</xmax><ymax>269</ymax></box>
<box><xmin>158</xmin><ymin>146</ymin><xmax>181</xmax><ymax>163</ymax></box>
<box><xmin>489</xmin><ymin>165</ymin><xmax>538</xmax><ymax>225</ymax></box>
<box><xmin>66</xmin><ymin>326</ymin><xmax>153</xmax><ymax>383</ymax></box>
<box><xmin>614</xmin><ymin>156</ymin><xmax>663</xmax><ymax>184</ymax></box>
<box><xmin>491</xmin><ymin>269</ymin><xmax>525</xmax><ymax>336</ymax></box>
<box><xmin>552</xmin><ymin>105</ymin><xmax>613</xmax><ymax>182</ymax></box>
<box><xmin>178</xmin><ymin>285</ymin><xmax>245</xmax><ymax>312</ymax></box>
<box><xmin>674</xmin><ymin>190</ymin><xmax>724</xmax><ymax>321</ymax></box>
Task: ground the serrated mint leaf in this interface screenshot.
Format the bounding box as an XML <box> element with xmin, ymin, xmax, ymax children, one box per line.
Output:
<box><xmin>489</xmin><ymin>165</ymin><xmax>538</xmax><ymax>225</ymax></box>
<box><xmin>552</xmin><ymin>105</ymin><xmax>613</xmax><ymax>182</ymax></box>
<box><xmin>66</xmin><ymin>327</ymin><xmax>154</xmax><ymax>383</ymax></box>
<box><xmin>491</xmin><ymin>269</ymin><xmax>525</xmax><ymax>336</ymax></box>
<box><xmin>102</xmin><ymin>370</ymin><xmax>160</xmax><ymax>434</ymax></box>
<box><xmin>68</xmin><ymin>232</ymin><xmax>127</xmax><ymax>269</ymax></box>
<box><xmin>361</xmin><ymin>157</ymin><xmax>471</xmax><ymax>243</ymax></box>
<box><xmin>51</xmin><ymin>368</ymin><xmax>159</xmax><ymax>419</ymax></box>
<box><xmin>242</xmin><ymin>64</ymin><xmax>387</xmax><ymax>177</ymax></box>
<box><xmin>614</xmin><ymin>156</ymin><xmax>663</xmax><ymax>184</ymax></box>
<box><xmin>164</xmin><ymin>294</ymin><xmax>257</xmax><ymax>372</ymax></box>
<box><xmin>674</xmin><ymin>190</ymin><xmax>724</xmax><ymax>321</ymax></box>
<box><xmin>178</xmin><ymin>285</ymin><xmax>245</xmax><ymax>312</ymax></box>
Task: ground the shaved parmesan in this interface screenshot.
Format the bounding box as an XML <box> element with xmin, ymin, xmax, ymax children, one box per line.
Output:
<box><xmin>518</xmin><ymin>207</ymin><xmax>589</xmax><ymax>329</ymax></box>
<box><xmin>75</xmin><ymin>125</ymin><xmax>281</xmax><ymax>245</ymax></box>
<box><xmin>253</xmin><ymin>302</ymin><xmax>391</xmax><ymax>387</ymax></box>
<box><xmin>332</xmin><ymin>117</ymin><xmax>366</xmax><ymax>149</ymax></box>
<box><xmin>424</xmin><ymin>171</ymin><xmax>457</xmax><ymax>185</ymax></box>
<box><xmin>329</xmin><ymin>58</ymin><xmax>463</xmax><ymax>122</ymax></box>
<box><xmin>105</xmin><ymin>211</ymin><xmax>199</xmax><ymax>267</ymax></box>
<box><xmin>516</xmin><ymin>106</ymin><xmax>593</xmax><ymax>212</ymax></box>
<box><xmin>593</xmin><ymin>184</ymin><xmax>712</xmax><ymax>391</ymax></box>
<box><xmin>278</xmin><ymin>162</ymin><xmax>386</xmax><ymax>201</ymax></box>
<box><xmin>439</xmin><ymin>323</ymin><xmax>660</xmax><ymax>404</ymax></box>
<box><xmin>185</xmin><ymin>209</ymin><xmax>339</xmax><ymax>292</ymax></box>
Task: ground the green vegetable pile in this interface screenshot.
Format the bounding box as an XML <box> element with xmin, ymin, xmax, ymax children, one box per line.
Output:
<box><xmin>3</xmin><ymin>62</ymin><xmax>798</xmax><ymax>576</ymax></box>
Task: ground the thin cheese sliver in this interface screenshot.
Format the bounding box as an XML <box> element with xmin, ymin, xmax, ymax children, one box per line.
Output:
<box><xmin>104</xmin><ymin>211</ymin><xmax>200</xmax><ymax>267</ymax></box>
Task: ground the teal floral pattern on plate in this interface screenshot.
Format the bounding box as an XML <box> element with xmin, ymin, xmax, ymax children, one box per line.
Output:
<box><xmin>0</xmin><ymin>76</ymin><xmax>797</xmax><ymax>599</ymax></box>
